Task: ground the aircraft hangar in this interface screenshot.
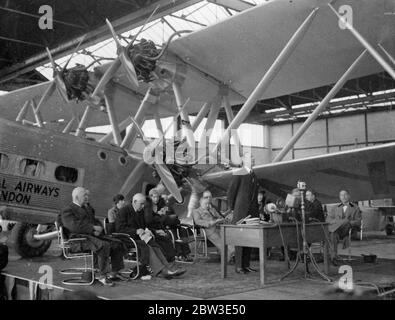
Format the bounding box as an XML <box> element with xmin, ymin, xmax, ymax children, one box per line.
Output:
<box><xmin>0</xmin><ymin>0</ymin><xmax>395</xmax><ymax>303</ymax></box>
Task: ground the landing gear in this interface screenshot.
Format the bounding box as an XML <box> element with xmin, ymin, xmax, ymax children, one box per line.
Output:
<box><xmin>11</xmin><ymin>222</ymin><xmax>52</xmax><ymax>258</ymax></box>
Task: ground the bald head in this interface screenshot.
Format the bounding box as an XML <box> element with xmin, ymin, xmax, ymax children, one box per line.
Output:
<box><xmin>132</xmin><ymin>193</ymin><xmax>146</xmax><ymax>212</ymax></box>
<box><xmin>72</xmin><ymin>187</ymin><xmax>89</xmax><ymax>206</ymax></box>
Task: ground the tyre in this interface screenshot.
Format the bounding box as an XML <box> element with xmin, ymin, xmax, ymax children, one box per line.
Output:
<box><xmin>11</xmin><ymin>222</ymin><xmax>51</xmax><ymax>258</ymax></box>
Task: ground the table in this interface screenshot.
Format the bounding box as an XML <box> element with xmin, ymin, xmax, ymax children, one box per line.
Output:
<box><xmin>220</xmin><ymin>222</ymin><xmax>330</xmax><ymax>286</ymax></box>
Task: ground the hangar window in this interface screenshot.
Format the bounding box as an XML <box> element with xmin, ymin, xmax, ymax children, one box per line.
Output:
<box><xmin>55</xmin><ymin>166</ymin><xmax>78</xmax><ymax>184</ymax></box>
<box><xmin>20</xmin><ymin>158</ymin><xmax>44</xmax><ymax>177</ymax></box>
<box><xmin>0</xmin><ymin>153</ymin><xmax>9</xmax><ymax>170</ymax></box>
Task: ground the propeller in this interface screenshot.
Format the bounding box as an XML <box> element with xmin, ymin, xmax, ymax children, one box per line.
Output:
<box><xmin>36</xmin><ymin>35</ymin><xmax>86</xmax><ymax>114</ymax></box>
<box><xmin>91</xmin><ymin>5</ymin><xmax>160</xmax><ymax>98</ymax></box>
<box><xmin>119</xmin><ymin>98</ymin><xmax>191</xmax><ymax>202</ymax></box>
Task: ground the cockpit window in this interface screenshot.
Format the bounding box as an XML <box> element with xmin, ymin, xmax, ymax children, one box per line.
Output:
<box><xmin>55</xmin><ymin>166</ymin><xmax>78</xmax><ymax>184</ymax></box>
<box><xmin>0</xmin><ymin>154</ymin><xmax>9</xmax><ymax>170</ymax></box>
<box><xmin>20</xmin><ymin>159</ymin><xmax>44</xmax><ymax>177</ymax></box>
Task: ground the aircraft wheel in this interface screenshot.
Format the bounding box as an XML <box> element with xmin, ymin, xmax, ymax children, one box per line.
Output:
<box><xmin>11</xmin><ymin>222</ymin><xmax>51</xmax><ymax>258</ymax></box>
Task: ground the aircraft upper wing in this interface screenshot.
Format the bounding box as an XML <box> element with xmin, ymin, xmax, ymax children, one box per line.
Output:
<box><xmin>1</xmin><ymin>0</ymin><xmax>394</xmax><ymax>127</ymax></box>
<box><xmin>169</xmin><ymin>0</ymin><xmax>395</xmax><ymax>102</ymax></box>
<box><xmin>201</xmin><ymin>143</ymin><xmax>395</xmax><ymax>204</ymax></box>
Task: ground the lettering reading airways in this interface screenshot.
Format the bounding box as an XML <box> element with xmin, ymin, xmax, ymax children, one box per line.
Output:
<box><xmin>14</xmin><ymin>181</ymin><xmax>60</xmax><ymax>197</ymax></box>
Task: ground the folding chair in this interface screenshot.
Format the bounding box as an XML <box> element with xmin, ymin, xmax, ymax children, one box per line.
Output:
<box><xmin>103</xmin><ymin>218</ymin><xmax>140</xmax><ymax>279</ymax></box>
<box><xmin>55</xmin><ymin>222</ymin><xmax>95</xmax><ymax>286</ymax></box>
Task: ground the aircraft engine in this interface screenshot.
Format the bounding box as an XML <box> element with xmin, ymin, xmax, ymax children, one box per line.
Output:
<box><xmin>128</xmin><ymin>38</ymin><xmax>161</xmax><ymax>83</ymax></box>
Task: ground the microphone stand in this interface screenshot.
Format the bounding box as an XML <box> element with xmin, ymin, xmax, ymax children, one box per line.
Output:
<box><xmin>280</xmin><ymin>186</ymin><xmax>332</xmax><ymax>282</ymax></box>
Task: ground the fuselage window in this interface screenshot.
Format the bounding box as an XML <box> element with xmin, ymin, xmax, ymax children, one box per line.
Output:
<box><xmin>20</xmin><ymin>159</ymin><xmax>43</xmax><ymax>177</ymax></box>
<box><xmin>0</xmin><ymin>154</ymin><xmax>9</xmax><ymax>170</ymax></box>
<box><xmin>55</xmin><ymin>166</ymin><xmax>78</xmax><ymax>184</ymax></box>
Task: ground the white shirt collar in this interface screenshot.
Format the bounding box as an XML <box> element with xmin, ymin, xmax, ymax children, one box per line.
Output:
<box><xmin>73</xmin><ymin>201</ymin><xmax>81</xmax><ymax>207</ymax></box>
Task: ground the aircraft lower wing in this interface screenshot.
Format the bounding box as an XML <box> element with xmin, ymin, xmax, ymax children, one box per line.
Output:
<box><xmin>202</xmin><ymin>143</ymin><xmax>395</xmax><ymax>204</ymax></box>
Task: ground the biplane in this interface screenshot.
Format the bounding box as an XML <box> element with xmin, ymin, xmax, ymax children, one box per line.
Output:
<box><xmin>0</xmin><ymin>0</ymin><xmax>394</xmax><ymax>257</ymax></box>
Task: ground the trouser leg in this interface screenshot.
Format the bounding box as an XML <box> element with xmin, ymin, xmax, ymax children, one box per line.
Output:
<box><xmin>330</xmin><ymin>232</ymin><xmax>339</xmax><ymax>259</ymax></box>
<box><xmin>207</xmin><ymin>230</ymin><xmax>234</xmax><ymax>257</ymax></box>
<box><xmin>109</xmin><ymin>241</ymin><xmax>125</xmax><ymax>272</ymax></box>
<box><xmin>155</xmin><ymin>235</ymin><xmax>176</xmax><ymax>262</ymax></box>
<box><xmin>147</xmin><ymin>246</ymin><xmax>167</xmax><ymax>276</ymax></box>
<box><xmin>135</xmin><ymin>240</ymin><xmax>150</xmax><ymax>266</ymax></box>
<box><xmin>96</xmin><ymin>242</ymin><xmax>110</xmax><ymax>276</ymax></box>
<box><xmin>235</xmin><ymin>246</ymin><xmax>243</xmax><ymax>269</ymax></box>
<box><xmin>242</xmin><ymin>247</ymin><xmax>251</xmax><ymax>268</ymax></box>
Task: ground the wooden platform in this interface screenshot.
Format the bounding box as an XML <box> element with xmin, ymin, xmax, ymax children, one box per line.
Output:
<box><xmin>1</xmin><ymin>231</ymin><xmax>395</xmax><ymax>300</ymax></box>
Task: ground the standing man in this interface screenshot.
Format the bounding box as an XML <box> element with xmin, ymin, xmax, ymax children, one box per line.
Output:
<box><xmin>227</xmin><ymin>154</ymin><xmax>259</xmax><ymax>274</ymax></box>
<box><xmin>327</xmin><ymin>190</ymin><xmax>362</xmax><ymax>265</ymax></box>
<box><xmin>305</xmin><ymin>189</ymin><xmax>325</xmax><ymax>223</ymax></box>
<box><xmin>60</xmin><ymin>187</ymin><xmax>126</xmax><ymax>286</ymax></box>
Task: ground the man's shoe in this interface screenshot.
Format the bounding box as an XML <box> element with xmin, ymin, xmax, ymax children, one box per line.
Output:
<box><xmin>97</xmin><ymin>276</ymin><xmax>115</xmax><ymax>286</ymax></box>
<box><xmin>109</xmin><ymin>273</ymin><xmax>130</xmax><ymax>282</ymax></box>
<box><xmin>170</xmin><ymin>268</ymin><xmax>187</xmax><ymax>277</ymax></box>
<box><xmin>244</xmin><ymin>267</ymin><xmax>257</xmax><ymax>272</ymax></box>
<box><xmin>159</xmin><ymin>271</ymin><xmax>174</xmax><ymax>280</ymax></box>
<box><xmin>235</xmin><ymin>268</ymin><xmax>248</xmax><ymax>274</ymax></box>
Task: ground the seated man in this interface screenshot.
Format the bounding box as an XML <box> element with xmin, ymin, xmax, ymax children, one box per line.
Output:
<box><xmin>144</xmin><ymin>189</ymin><xmax>177</xmax><ymax>263</ymax></box>
<box><xmin>327</xmin><ymin>190</ymin><xmax>362</xmax><ymax>265</ymax></box>
<box><xmin>60</xmin><ymin>187</ymin><xmax>127</xmax><ymax>286</ymax></box>
<box><xmin>145</xmin><ymin>189</ymin><xmax>192</xmax><ymax>262</ymax></box>
<box><xmin>305</xmin><ymin>189</ymin><xmax>325</xmax><ymax>223</ymax></box>
<box><xmin>107</xmin><ymin>194</ymin><xmax>126</xmax><ymax>234</ymax></box>
<box><xmin>192</xmin><ymin>196</ymin><xmax>234</xmax><ymax>260</ymax></box>
<box><xmin>286</xmin><ymin>188</ymin><xmax>302</xmax><ymax>222</ymax></box>
<box><xmin>115</xmin><ymin>193</ymin><xmax>186</xmax><ymax>279</ymax></box>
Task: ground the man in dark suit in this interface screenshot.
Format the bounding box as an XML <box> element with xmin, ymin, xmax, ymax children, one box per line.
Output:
<box><xmin>305</xmin><ymin>189</ymin><xmax>325</xmax><ymax>222</ymax></box>
<box><xmin>115</xmin><ymin>193</ymin><xmax>186</xmax><ymax>279</ymax></box>
<box><xmin>60</xmin><ymin>187</ymin><xmax>126</xmax><ymax>286</ymax></box>
<box><xmin>227</xmin><ymin>155</ymin><xmax>259</xmax><ymax>274</ymax></box>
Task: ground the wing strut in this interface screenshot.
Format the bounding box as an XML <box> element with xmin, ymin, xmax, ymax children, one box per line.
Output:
<box><xmin>378</xmin><ymin>43</ymin><xmax>395</xmax><ymax>66</ymax></box>
<box><xmin>120</xmin><ymin>88</ymin><xmax>156</xmax><ymax>149</ymax></box>
<box><xmin>273</xmin><ymin>50</ymin><xmax>367</xmax><ymax>162</ymax></box>
<box><xmin>104</xmin><ymin>94</ymin><xmax>122</xmax><ymax>146</ymax></box>
<box><xmin>191</xmin><ymin>102</ymin><xmax>211</xmax><ymax>132</ymax></box>
<box><xmin>172</xmin><ymin>82</ymin><xmax>195</xmax><ymax>148</ymax></box>
<box><xmin>223</xmin><ymin>94</ymin><xmax>243</xmax><ymax>162</ymax></box>
<box><xmin>328</xmin><ymin>3</ymin><xmax>395</xmax><ymax>80</ymax></box>
<box><xmin>210</xmin><ymin>7</ymin><xmax>319</xmax><ymax>157</ymax></box>
<box><xmin>75</xmin><ymin>105</ymin><xmax>92</xmax><ymax>137</ymax></box>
